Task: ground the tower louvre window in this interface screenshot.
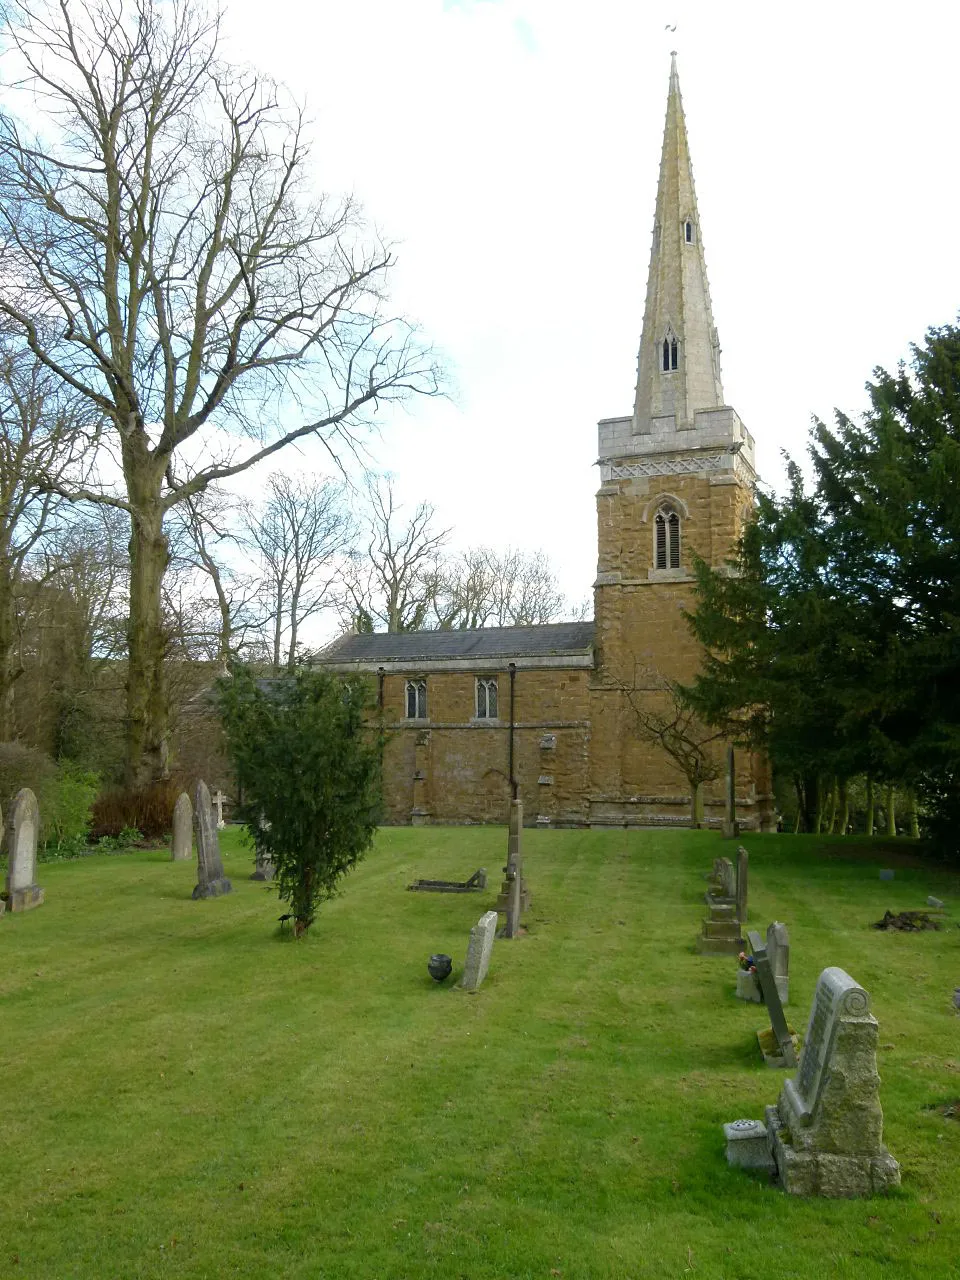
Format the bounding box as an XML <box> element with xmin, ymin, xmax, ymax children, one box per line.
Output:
<box><xmin>685</xmin><ymin>220</ymin><xmax>694</xmax><ymax>244</ymax></box>
<box><xmin>662</xmin><ymin>336</ymin><xmax>679</xmax><ymax>372</ymax></box>
<box><xmin>654</xmin><ymin>507</ymin><xmax>681</xmax><ymax>570</ymax></box>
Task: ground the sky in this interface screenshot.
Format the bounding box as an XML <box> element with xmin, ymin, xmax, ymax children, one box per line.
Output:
<box><xmin>213</xmin><ymin>0</ymin><xmax>960</xmax><ymax>628</ymax></box>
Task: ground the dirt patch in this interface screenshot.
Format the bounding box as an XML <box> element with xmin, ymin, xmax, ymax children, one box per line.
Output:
<box><xmin>872</xmin><ymin>909</ymin><xmax>942</xmax><ymax>931</ymax></box>
<box><xmin>929</xmin><ymin>1100</ymin><xmax>960</xmax><ymax>1121</ymax></box>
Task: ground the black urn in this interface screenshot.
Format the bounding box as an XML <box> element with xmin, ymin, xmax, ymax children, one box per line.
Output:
<box><xmin>428</xmin><ymin>953</ymin><xmax>453</xmax><ymax>983</ymax></box>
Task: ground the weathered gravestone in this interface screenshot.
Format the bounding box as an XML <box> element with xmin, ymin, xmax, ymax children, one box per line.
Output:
<box><xmin>726</xmin><ymin>967</ymin><xmax>901</xmax><ymax>1195</ymax></box>
<box><xmin>170</xmin><ymin>792</ymin><xmax>193</xmax><ymax>861</ymax></box>
<box><xmin>737</xmin><ymin>920</ymin><xmax>789</xmax><ymax>1004</ymax></box>
<box><xmin>251</xmin><ymin>815</ymin><xmax>275</xmax><ymax>881</ymax></box>
<box><xmin>212</xmin><ymin>789</ymin><xmax>228</xmax><ymax>830</ymax></box>
<box><xmin>735</xmin><ymin>846</ymin><xmax>748</xmax><ymax>925</ymax></box>
<box><xmin>462</xmin><ymin>910</ymin><xmax>498</xmax><ymax>991</ymax></box>
<box><xmin>496</xmin><ymin>797</ymin><xmax>529</xmax><ymax>931</ymax></box>
<box><xmin>696</xmin><ymin>852</ymin><xmax>745</xmax><ymax>955</ymax></box>
<box><xmin>746</xmin><ymin>929</ymin><xmax>797</xmax><ymax>1067</ymax></box>
<box><xmin>3</xmin><ymin>789</ymin><xmax>43</xmax><ymax>913</ymax></box>
<box><xmin>192</xmin><ymin>780</ymin><xmax>233</xmax><ymax>900</ymax></box>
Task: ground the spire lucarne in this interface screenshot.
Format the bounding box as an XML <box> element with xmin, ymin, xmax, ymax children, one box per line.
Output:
<box><xmin>633</xmin><ymin>52</ymin><xmax>723</xmax><ymax>433</ymax></box>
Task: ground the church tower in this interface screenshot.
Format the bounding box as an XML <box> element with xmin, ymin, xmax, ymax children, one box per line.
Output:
<box><xmin>588</xmin><ymin>55</ymin><xmax>766</xmax><ymax>828</ymax></box>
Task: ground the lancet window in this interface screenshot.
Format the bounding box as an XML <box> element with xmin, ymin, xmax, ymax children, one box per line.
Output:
<box><xmin>661</xmin><ymin>335</ymin><xmax>679</xmax><ymax>372</ymax></box>
<box><xmin>654</xmin><ymin>505</ymin><xmax>681</xmax><ymax>570</ymax></box>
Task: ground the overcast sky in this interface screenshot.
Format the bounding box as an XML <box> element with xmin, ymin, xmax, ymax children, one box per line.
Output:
<box><xmin>219</xmin><ymin>0</ymin><xmax>960</xmax><ymax>624</ymax></box>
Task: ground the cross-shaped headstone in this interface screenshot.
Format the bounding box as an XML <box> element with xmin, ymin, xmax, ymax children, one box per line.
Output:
<box><xmin>212</xmin><ymin>790</ymin><xmax>227</xmax><ymax>829</ymax></box>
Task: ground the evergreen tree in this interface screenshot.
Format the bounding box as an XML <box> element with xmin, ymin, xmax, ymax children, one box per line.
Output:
<box><xmin>217</xmin><ymin>666</ymin><xmax>383</xmax><ymax>935</ymax></box>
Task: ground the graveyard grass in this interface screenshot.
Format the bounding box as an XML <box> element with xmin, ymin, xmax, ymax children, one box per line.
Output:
<box><xmin>3</xmin><ymin>829</ymin><xmax>960</xmax><ymax>1279</ymax></box>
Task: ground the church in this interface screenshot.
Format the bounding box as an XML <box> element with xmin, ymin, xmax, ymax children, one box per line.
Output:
<box><xmin>318</xmin><ymin>57</ymin><xmax>773</xmax><ymax>832</ymax></box>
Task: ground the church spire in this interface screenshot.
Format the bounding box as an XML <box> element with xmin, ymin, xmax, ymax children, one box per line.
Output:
<box><xmin>633</xmin><ymin>54</ymin><xmax>724</xmax><ymax>434</ymax></box>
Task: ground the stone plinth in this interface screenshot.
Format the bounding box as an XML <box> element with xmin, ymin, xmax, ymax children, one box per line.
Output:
<box><xmin>724</xmin><ymin>1119</ymin><xmax>774</xmax><ymax>1172</ymax></box>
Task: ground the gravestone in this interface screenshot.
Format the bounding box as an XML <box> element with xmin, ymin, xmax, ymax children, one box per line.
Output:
<box><xmin>3</xmin><ymin>789</ymin><xmax>43</xmax><ymax>913</ymax></box>
<box><xmin>697</xmin><ymin>854</ymin><xmax>744</xmax><ymax>955</ymax></box>
<box><xmin>462</xmin><ymin>910</ymin><xmax>498</xmax><ymax>991</ymax></box>
<box><xmin>192</xmin><ymin>780</ymin><xmax>232</xmax><ymax>900</ymax></box>
<box><xmin>746</xmin><ymin>929</ymin><xmax>796</xmax><ymax>1067</ymax></box>
<box><xmin>763</xmin><ymin>968</ymin><xmax>901</xmax><ymax>1195</ymax></box>
<box><xmin>721</xmin><ymin>744</ymin><xmax>739</xmax><ymax>839</ymax></box>
<box><xmin>171</xmin><ymin>792</ymin><xmax>193</xmax><ymax>861</ymax></box>
<box><xmin>736</xmin><ymin>920</ymin><xmax>789</xmax><ymax>1005</ymax></box>
<box><xmin>212</xmin><ymin>789</ymin><xmax>228</xmax><ymax>830</ymax></box>
<box><xmin>496</xmin><ymin>797</ymin><xmax>529</xmax><ymax>923</ymax></box>
<box><xmin>251</xmin><ymin>814</ymin><xmax>275</xmax><ymax>881</ymax></box>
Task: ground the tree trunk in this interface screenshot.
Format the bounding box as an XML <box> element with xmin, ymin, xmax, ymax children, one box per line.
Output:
<box><xmin>125</xmin><ymin>487</ymin><xmax>171</xmax><ymax>788</ymax></box>
<box><xmin>838</xmin><ymin>780</ymin><xmax>849</xmax><ymax>835</ymax></box>
<box><xmin>906</xmin><ymin>789</ymin><xmax>920</xmax><ymax>839</ymax></box>
<box><xmin>885</xmin><ymin>782</ymin><xmax>896</xmax><ymax>837</ymax></box>
<box><xmin>826</xmin><ymin>777</ymin><xmax>838</xmax><ymax>834</ymax></box>
<box><xmin>0</xmin><ymin>574</ymin><xmax>22</xmax><ymax>739</ymax></box>
<box><xmin>865</xmin><ymin>775</ymin><xmax>875</xmax><ymax>835</ymax></box>
<box><xmin>690</xmin><ymin>778</ymin><xmax>704</xmax><ymax>829</ymax></box>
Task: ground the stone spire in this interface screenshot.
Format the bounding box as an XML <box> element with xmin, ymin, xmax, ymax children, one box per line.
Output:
<box><xmin>633</xmin><ymin>53</ymin><xmax>724</xmax><ymax>435</ymax></box>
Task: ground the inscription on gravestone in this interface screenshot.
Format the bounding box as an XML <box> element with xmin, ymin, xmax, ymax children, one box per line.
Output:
<box><xmin>785</xmin><ymin>967</ymin><xmax>869</xmax><ymax>1123</ymax></box>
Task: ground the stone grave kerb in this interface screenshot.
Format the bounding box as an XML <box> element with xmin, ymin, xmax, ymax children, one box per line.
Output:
<box><xmin>4</xmin><ymin>788</ymin><xmax>43</xmax><ymax>913</ymax></box>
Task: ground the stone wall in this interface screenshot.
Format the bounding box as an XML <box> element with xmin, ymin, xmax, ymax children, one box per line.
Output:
<box><xmin>378</xmin><ymin>669</ymin><xmax>590</xmax><ymax>826</ymax></box>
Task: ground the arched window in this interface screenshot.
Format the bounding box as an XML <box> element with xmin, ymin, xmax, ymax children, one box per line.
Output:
<box><xmin>684</xmin><ymin>219</ymin><xmax>695</xmax><ymax>244</ymax></box>
<box><xmin>654</xmin><ymin>505</ymin><xmax>681</xmax><ymax>570</ymax></box>
<box><xmin>661</xmin><ymin>335</ymin><xmax>679</xmax><ymax>372</ymax></box>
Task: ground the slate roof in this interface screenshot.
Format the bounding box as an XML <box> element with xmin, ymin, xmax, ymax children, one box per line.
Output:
<box><xmin>316</xmin><ymin>620</ymin><xmax>595</xmax><ymax>664</ymax></box>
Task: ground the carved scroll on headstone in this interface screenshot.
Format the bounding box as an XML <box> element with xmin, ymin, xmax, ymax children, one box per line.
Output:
<box><xmin>192</xmin><ymin>780</ymin><xmax>232</xmax><ymax>900</ymax></box>
<box><xmin>3</xmin><ymin>789</ymin><xmax>43</xmax><ymax>913</ymax></box>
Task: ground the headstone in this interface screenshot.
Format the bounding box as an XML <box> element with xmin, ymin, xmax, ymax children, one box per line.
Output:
<box><xmin>735</xmin><ymin>846</ymin><xmax>748</xmax><ymax>924</ymax></box>
<box><xmin>212</xmin><ymin>789</ymin><xmax>227</xmax><ymax>830</ymax></box>
<box><xmin>746</xmin><ymin>929</ymin><xmax>796</xmax><ymax>1067</ymax></box>
<box><xmin>251</xmin><ymin>814</ymin><xmax>275</xmax><ymax>881</ymax></box>
<box><xmin>927</xmin><ymin>895</ymin><xmax>944</xmax><ymax>909</ymax></box>
<box><xmin>764</xmin><ymin>967</ymin><xmax>901</xmax><ymax>1196</ymax></box>
<box><xmin>462</xmin><ymin>910</ymin><xmax>498</xmax><ymax>991</ymax></box>
<box><xmin>497</xmin><ymin>797</ymin><xmax>529</xmax><ymax>920</ymax></box>
<box><xmin>767</xmin><ymin>920</ymin><xmax>789</xmax><ymax>1004</ymax></box>
<box><xmin>192</xmin><ymin>780</ymin><xmax>232</xmax><ymax>900</ymax></box>
<box><xmin>721</xmin><ymin>744</ymin><xmax>739</xmax><ymax>839</ymax></box>
<box><xmin>879</xmin><ymin>869</ymin><xmax>894</xmax><ymax>881</ymax></box>
<box><xmin>171</xmin><ymin>792</ymin><xmax>193</xmax><ymax>861</ymax></box>
<box><xmin>697</xmin><ymin>856</ymin><xmax>742</xmax><ymax>955</ymax></box>
<box><xmin>3</xmin><ymin>789</ymin><xmax>43</xmax><ymax>913</ymax></box>
<box><xmin>507</xmin><ymin>797</ymin><xmax>522</xmax><ymax>868</ymax></box>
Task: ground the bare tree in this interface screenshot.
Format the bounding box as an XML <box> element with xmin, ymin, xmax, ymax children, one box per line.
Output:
<box><xmin>243</xmin><ymin>471</ymin><xmax>355</xmax><ymax>669</ymax></box>
<box><xmin>0</xmin><ymin>0</ymin><xmax>439</xmax><ymax>784</ymax></box>
<box><xmin>428</xmin><ymin>546</ymin><xmax>574</xmax><ymax>629</ymax></box>
<box><xmin>618</xmin><ymin>665</ymin><xmax>726</xmax><ymax>827</ymax></box>
<box><xmin>166</xmin><ymin>487</ymin><xmax>260</xmax><ymax>667</ymax></box>
<box><xmin>0</xmin><ymin>342</ymin><xmax>93</xmax><ymax>736</ymax></box>
<box><xmin>342</xmin><ymin>475</ymin><xmax>449</xmax><ymax>633</ymax></box>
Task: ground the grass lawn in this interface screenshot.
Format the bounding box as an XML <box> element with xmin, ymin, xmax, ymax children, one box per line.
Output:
<box><xmin>2</xmin><ymin>826</ymin><xmax>960</xmax><ymax>1279</ymax></box>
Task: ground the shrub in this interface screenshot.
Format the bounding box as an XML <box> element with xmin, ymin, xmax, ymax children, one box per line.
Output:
<box><xmin>0</xmin><ymin>742</ymin><xmax>97</xmax><ymax>851</ymax></box>
<box><xmin>91</xmin><ymin>779</ymin><xmax>182</xmax><ymax>839</ymax></box>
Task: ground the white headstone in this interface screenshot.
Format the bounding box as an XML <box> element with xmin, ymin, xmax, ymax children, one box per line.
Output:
<box><xmin>462</xmin><ymin>910</ymin><xmax>498</xmax><ymax>991</ymax></box>
<box><xmin>4</xmin><ymin>788</ymin><xmax>43</xmax><ymax>912</ymax></box>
